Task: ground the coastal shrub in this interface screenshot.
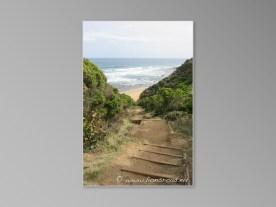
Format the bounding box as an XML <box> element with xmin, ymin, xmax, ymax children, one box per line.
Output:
<box><xmin>83</xmin><ymin>59</ymin><xmax>106</xmax><ymax>89</ymax></box>
<box><xmin>83</xmin><ymin>59</ymin><xmax>134</xmax><ymax>152</ymax></box>
<box><xmin>169</xmin><ymin>116</ymin><xmax>193</xmax><ymax>137</ymax></box>
<box><xmin>91</xmin><ymin>91</ymin><xmax>106</xmax><ymax>106</ymax></box>
<box><xmin>119</xmin><ymin>93</ymin><xmax>135</xmax><ymax>109</ymax></box>
<box><xmin>105</xmin><ymin>95</ymin><xmax>121</xmax><ymax>118</ymax></box>
<box><xmin>138</xmin><ymin>58</ymin><xmax>193</xmax><ymax>118</ymax></box>
<box><xmin>139</xmin><ymin>58</ymin><xmax>193</xmax><ymax>99</ymax></box>
<box><xmin>138</xmin><ymin>86</ymin><xmax>192</xmax><ymax>115</ymax></box>
<box><xmin>164</xmin><ymin>111</ymin><xmax>188</xmax><ymax>121</ymax></box>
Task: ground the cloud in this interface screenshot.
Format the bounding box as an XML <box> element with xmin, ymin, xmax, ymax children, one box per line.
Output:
<box><xmin>83</xmin><ymin>31</ymin><xmax>150</xmax><ymax>42</ymax></box>
<box><xmin>83</xmin><ymin>21</ymin><xmax>193</xmax><ymax>58</ymax></box>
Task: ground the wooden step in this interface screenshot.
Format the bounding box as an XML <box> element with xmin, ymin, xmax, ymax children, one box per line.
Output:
<box><xmin>130</xmin><ymin>118</ymin><xmax>142</xmax><ymax>124</ymax></box>
<box><xmin>143</xmin><ymin>143</ymin><xmax>183</xmax><ymax>151</ymax></box>
<box><xmin>132</xmin><ymin>155</ymin><xmax>182</xmax><ymax>166</ymax></box>
<box><xmin>139</xmin><ymin>149</ymin><xmax>183</xmax><ymax>158</ymax></box>
<box><xmin>142</xmin><ymin>118</ymin><xmax>162</xmax><ymax>121</ymax></box>
<box><xmin>121</xmin><ymin>167</ymin><xmax>176</xmax><ymax>179</ymax></box>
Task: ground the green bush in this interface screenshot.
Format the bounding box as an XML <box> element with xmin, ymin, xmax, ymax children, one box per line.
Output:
<box><xmin>105</xmin><ymin>95</ymin><xmax>121</xmax><ymax>118</ymax></box>
<box><xmin>138</xmin><ymin>86</ymin><xmax>192</xmax><ymax>115</ymax></box>
<box><xmin>83</xmin><ymin>59</ymin><xmax>134</xmax><ymax>152</ymax></box>
<box><xmin>119</xmin><ymin>93</ymin><xmax>135</xmax><ymax>109</ymax></box>
<box><xmin>164</xmin><ymin>111</ymin><xmax>188</xmax><ymax>121</ymax></box>
<box><xmin>138</xmin><ymin>58</ymin><xmax>193</xmax><ymax>116</ymax></box>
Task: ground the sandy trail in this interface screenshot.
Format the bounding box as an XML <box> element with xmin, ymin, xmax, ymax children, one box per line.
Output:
<box><xmin>86</xmin><ymin>107</ymin><xmax>190</xmax><ymax>186</ymax></box>
<box><xmin>121</xmin><ymin>87</ymin><xmax>145</xmax><ymax>101</ymax></box>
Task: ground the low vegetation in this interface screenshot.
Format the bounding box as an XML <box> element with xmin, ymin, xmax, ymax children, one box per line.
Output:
<box><xmin>138</xmin><ymin>58</ymin><xmax>192</xmax><ymax>115</ymax></box>
<box><xmin>138</xmin><ymin>58</ymin><xmax>193</xmax><ymax>137</ymax></box>
<box><xmin>138</xmin><ymin>59</ymin><xmax>193</xmax><ymax>184</ymax></box>
<box><xmin>83</xmin><ymin>117</ymin><xmax>134</xmax><ymax>185</ymax></box>
<box><xmin>83</xmin><ymin>59</ymin><xmax>134</xmax><ymax>152</ymax></box>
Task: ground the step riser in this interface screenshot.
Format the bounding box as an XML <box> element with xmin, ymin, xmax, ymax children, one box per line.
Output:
<box><xmin>139</xmin><ymin>149</ymin><xmax>183</xmax><ymax>158</ymax></box>
<box><xmin>143</xmin><ymin>143</ymin><xmax>184</xmax><ymax>151</ymax></box>
<box><xmin>132</xmin><ymin>156</ymin><xmax>182</xmax><ymax>167</ymax></box>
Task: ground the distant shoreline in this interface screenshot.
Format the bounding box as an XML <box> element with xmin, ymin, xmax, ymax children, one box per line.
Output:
<box><xmin>121</xmin><ymin>87</ymin><xmax>146</xmax><ymax>102</ymax></box>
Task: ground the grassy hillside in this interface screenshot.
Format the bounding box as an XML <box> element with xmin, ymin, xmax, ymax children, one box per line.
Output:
<box><xmin>83</xmin><ymin>59</ymin><xmax>134</xmax><ymax>152</ymax></box>
<box><xmin>138</xmin><ymin>58</ymin><xmax>193</xmax><ymax>116</ymax></box>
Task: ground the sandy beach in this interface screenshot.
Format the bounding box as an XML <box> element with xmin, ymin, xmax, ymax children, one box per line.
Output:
<box><xmin>122</xmin><ymin>87</ymin><xmax>146</xmax><ymax>101</ymax></box>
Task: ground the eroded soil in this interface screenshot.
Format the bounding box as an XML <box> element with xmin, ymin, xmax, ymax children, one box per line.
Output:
<box><xmin>84</xmin><ymin>107</ymin><xmax>192</xmax><ymax>186</ymax></box>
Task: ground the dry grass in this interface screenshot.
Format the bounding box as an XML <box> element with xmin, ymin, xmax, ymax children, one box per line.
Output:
<box><xmin>83</xmin><ymin>118</ymin><xmax>134</xmax><ymax>185</ymax></box>
<box><xmin>169</xmin><ymin>116</ymin><xmax>192</xmax><ymax>138</ymax></box>
<box><xmin>96</xmin><ymin>118</ymin><xmax>133</xmax><ymax>151</ymax></box>
<box><xmin>168</xmin><ymin>116</ymin><xmax>193</xmax><ymax>184</ymax></box>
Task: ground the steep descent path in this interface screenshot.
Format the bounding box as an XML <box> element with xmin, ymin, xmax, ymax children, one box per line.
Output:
<box><xmin>90</xmin><ymin>106</ymin><xmax>191</xmax><ymax>185</ymax></box>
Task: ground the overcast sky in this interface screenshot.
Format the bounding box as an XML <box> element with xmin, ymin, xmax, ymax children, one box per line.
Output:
<box><xmin>83</xmin><ymin>21</ymin><xmax>193</xmax><ymax>59</ymax></box>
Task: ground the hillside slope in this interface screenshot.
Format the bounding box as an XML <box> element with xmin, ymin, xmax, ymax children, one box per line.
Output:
<box><xmin>83</xmin><ymin>59</ymin><xmax>134</xmax><ymax>152</ymax></box>
<box><xmin>138</xmin><ymin>58</ymin><xmax>193</xmax><ymax>116</ymax></box>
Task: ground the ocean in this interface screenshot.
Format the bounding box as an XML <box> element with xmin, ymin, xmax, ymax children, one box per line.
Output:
<box><xmin>89</xmin><ymin>58</ymin><xmax>184</xmax><ymax>91</ymax></box>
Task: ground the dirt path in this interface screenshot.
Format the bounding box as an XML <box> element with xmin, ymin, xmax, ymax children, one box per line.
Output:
<box><xmin>85</xmin><ymin>107</ymin><xmax>190</xmax><ymax>186</ymax></box>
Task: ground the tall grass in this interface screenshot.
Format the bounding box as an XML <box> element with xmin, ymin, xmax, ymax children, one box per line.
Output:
<box><xmin>83</xmin><ymin>118</ymin><xmax>134</xmax><ymax>185</ymax></box>
<box><xmin>165</xmin><ymin>111</ymin><xmax>192</xmax><ymax>138</ymax></box>
<box><xmin>96</xmin><ymin>118</ymin><xmax>133</xmax><ymax>152</ymax></box>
